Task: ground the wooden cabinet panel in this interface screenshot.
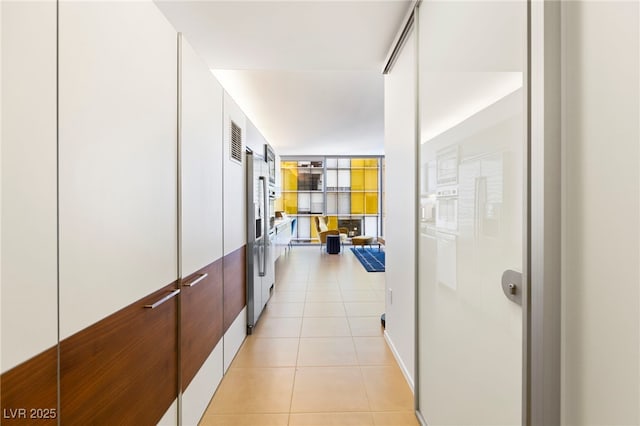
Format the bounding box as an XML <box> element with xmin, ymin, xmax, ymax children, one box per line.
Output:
<box><xmin>0</xmin><ymin>348</ymin><xmax>57</xmax><ymax>425</ymax></box>
<box><xmin>60</xmin><ymin>283</ymin><xmax>179</xmax><ymax>425</ymax></box>
<box><xmin>180</xmin><ymin>260</ymin><xmax>224</xmax><ymax>390</ymax></box>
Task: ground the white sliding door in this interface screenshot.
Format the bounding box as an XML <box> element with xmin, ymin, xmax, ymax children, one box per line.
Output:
<box><xmin>416</xmin><ymin>1</ymin><xmax>527</xmax><ymax>424</ymax></box>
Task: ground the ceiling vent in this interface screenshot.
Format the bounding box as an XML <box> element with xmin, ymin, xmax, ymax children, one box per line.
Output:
<box><xmin>230</xmin><ymin>121</ymin><xmax>242</xmax><ymax>164</ymax></box>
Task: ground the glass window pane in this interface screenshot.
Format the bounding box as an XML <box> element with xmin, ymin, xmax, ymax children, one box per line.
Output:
<box><xmin>338</xmin><ymin>193</ymin><xmax>350</xmax><ymax>215</ymax></box>
<box><xmin>326</xmin><ymin>158</ymin><xmax>338</xmax><ymax>168</ymax></box>
<box><xmin>338</xmin><ymin>170</ymin><xmax>351</xmax><ymax>190</ymax></box>
<box><xmin>310</xmin><ymin>193</ymin><xmax>323</xmax><ymax>214</ymax></box>
<box><xmin>297</xmin><ymin>192</ymin><xmax>310</xmax><ymax>214</ymax></box>
<box><xmin>338</xmin><ymin>158</ymin><xmax>351</xmax><ymax>168</ymax></box>
<box><xmin>326</xmin><ymin>193</ymin><xmax>337</xmax><ymax>214</ymax></box>
<box><xmin>364</xmin><ymin>216</ymin><xmax>378</xmax><ymax>237</ymax></box>
<box><xmin>326</xmin><ymin>169</ymin><xmax>338</xmax><ymax>191</ymax></box>
<box><xmin>297</xmin><ymin>216</ymin><xmax>310</xmax><ymax>239</ymax></box>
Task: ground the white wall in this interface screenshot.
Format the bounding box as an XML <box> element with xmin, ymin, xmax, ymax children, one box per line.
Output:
<box><xmin>562</xmin><ymin>1</ymin><xmax>640</xmax><ymax>424</ymax></box>
<box><xmin>383</xmin><ymin>28</ymin><xmax>416</xmax><ymax>387</ymax></box>
<box><xmin>1</xmin><ymin>0</ymin><xmax>58</xmax><ymax>372</ymax></box>
<box><xmin>58</xmin><ymin>0</ymin><xmax>178</xmax><ymax>339</ymax></box>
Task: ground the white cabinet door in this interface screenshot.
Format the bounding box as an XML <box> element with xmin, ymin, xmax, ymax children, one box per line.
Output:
<box><xmin>179</xmin><ymin>34</ymin><xmax>225</xmax><ymax>425</ymax></box>
<box><xmin>223</xmin><ymin>94</ymin><xmax>247</xmax><ymax>256</ymax></box>
<box><xmin>1</xmin><ymin>0</ymin><xmax>58</xmax><ymax>374</ymax></box>
<box><xmin>180</xmin><ymin>36</ymin><xmax>224</xmax><ymax>276</ymax></box>
<box><xmin>58</xmin><ymin>0</ymin><xmax>178</xmax><ymax>341</ymax></box>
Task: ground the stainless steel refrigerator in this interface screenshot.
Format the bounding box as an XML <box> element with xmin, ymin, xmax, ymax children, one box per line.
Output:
<box><xmin>246</xmin><ymin>148</ymin><xmax>275</xmax><ymax>334</ymax></box>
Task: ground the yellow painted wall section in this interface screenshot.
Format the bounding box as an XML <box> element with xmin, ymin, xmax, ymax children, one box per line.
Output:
<box><xmin>351</xmin><ymin>169</ymin><xmax>364</xmax><ymax>191</ymax></box>
<box><xmin>283</xmin><ymin>193</ymin><xmax>297</xmax><ymax>214</ymax></box>
<box><xmin>327</xmin><ymin>216</ymin><xmax>338</xmax><ymax>229</ymax></box>
<box><xmin>310</xmin><ymin>217</ymin><xmax>318</xmax><ymax>239</ymax></box>
<box><xmin>365</xmin><ymin>193</ymin><xmax>378</xmax><ymax>214</ymax></box>
<box><xmin>281</xmin><ymin>162</ymin><xmax>298</xmax><ymax>214</ymax></box>
<box><xmin>351</xmin><ymin>192</ymin><xmax>364</xmax><ymax>214</ymax></box>
<box><xmin>351</xmin><ymin>158</ymin><xmax>365</xmax><ymax>168</ymax></box>
<box><xmin>364</xmin><ymin>169</ymin><xmax>378</xmax><ymax>190</ymax></box>
<box><xmin>283</xmin><ymin>168</ymin><xmax>298</xmax><ymax>191</ymax></box>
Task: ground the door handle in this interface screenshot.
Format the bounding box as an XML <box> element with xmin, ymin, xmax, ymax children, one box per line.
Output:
<box><xmin>261</xmin><ymin>176</ymin><xmax>268</xmax><ymax>276</ymax></box>
<box><xmin>182</xmin><ymin>273</ymin><xmax>208</xmax><ymax>288</ymax></box>
<box><xmin>144</xmin><ymin>289</ymin><xmax>180</xmax><ymax>309</ymax></box>
<box><xmin>501</xmin><ymin>269</ymin><xmax>522</xmax><ymax>306</ymax></box>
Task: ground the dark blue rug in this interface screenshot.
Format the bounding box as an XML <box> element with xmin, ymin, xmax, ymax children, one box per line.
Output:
<box><xmin>351</xmin><ymin>247</ymin><xmax>385</xmax><ymax>272</ymax></box>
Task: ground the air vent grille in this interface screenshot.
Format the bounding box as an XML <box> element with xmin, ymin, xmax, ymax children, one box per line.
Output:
<box><xmin>230</xmin><ymin>121</ymin><xmax>242</xmax><ymax>164</ymax></box>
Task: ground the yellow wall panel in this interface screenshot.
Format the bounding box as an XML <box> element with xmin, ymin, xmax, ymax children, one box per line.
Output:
<box><xmin>365</xmin><ymin>193</ymin><xmax>378</xmax><ymax>214</ymax></box>
<box><xmin>311</xmin><ymin>217</ymin><xmax>318</xmax><ymax>239</ymax></box>
<box><xmin>351</xmin><ymin>158</ymin><xmax>365</xmax><ymax>168</ymax></box>
<box><xmin>283</xmin><ymin>168</ymin><xmax>298</xmax><ymax>191</ymax></box>
<box><xmin>283</xmin><ymin>192</ymin><xmax>297</xmax><ymax>214</ymax></box>
<box><xmin>364</xmin><ymin>169</ymin><xmax>378</xmax><ymax>190</ymax></box>
<box><xmin>351</xmin><ymin>169</ymin><xmax>364</xmax><ymax>190</ymax></box>
<box><xmin>327</xmin><ymin>216</ymin><xmax>338</xmax><ymax>229</ymax></box>
<box><xmin>351</xmin><ymin>193</ymin><xmax>364</xmax><ymax>214</ymax></box>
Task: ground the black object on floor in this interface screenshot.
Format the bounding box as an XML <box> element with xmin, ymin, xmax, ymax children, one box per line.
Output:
<box><xmin>326</xmin><ymin>235</ymin><xmax>341</xmax><ymax>254</ymax></box>
<box><xmin>381</xmin><ymin>313</ymin><xmax>385</xmax><ymax>328</ymax></box>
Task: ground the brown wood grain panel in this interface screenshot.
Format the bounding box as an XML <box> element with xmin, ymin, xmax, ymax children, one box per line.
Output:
<box><xmin>60</xmin><ymin>282</ymin><xmax>178</xmax><ymax>426</ymax></box>
<box><xmin>180</xmin><ymin>258</ymin><xmax>223</xmax><ymax>390</ymax></box>
<box><xmin>223</xmin><ymin>245</ymin><xmax>246</xmax><ymax>332</ymax></box>
<box><xmin>0</xmin><ymin>347</ymin><xmax>58</xmax><ymax>425</ymax></box>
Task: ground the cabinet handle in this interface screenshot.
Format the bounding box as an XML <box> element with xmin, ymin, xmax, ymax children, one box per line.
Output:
<box><xmin>183</xmin><ymin>273</ymin><xmax>208</xmax><ymax>288</ymax></box>
<box><xmin>144</xmin><ymin>289</ymin><xmax>180</xmax><ymax>309</ymax></box>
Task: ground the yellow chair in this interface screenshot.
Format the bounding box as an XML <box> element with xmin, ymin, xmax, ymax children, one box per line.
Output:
<box><xmin>314</xmin><ymin>216</ymin><xmax>348</xmax><ymax>252</ymax></box>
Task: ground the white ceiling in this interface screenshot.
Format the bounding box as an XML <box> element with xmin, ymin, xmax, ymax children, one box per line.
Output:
<box><xmin>155</xmin><ymin>0</ymin><xmax>413</xmax><ymax>156</ymax></box>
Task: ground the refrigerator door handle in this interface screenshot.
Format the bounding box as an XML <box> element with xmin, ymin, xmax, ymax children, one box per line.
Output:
<box><xmin>259</xmin><ymin>176</ymin><xmax>267</xmax><ymax>277</ymax></box>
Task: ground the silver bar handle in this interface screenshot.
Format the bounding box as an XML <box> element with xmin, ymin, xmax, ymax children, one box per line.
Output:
<box><xmin>259</xmin><ymin>176</ymin><xmax>267</xmax><ymax>277</ymax></box>
<box><xmin>183</xmin><ymin>273</ymin><xmax>208</xmax><ymax>288</ymax></box>
<box><xmin>144</xmin><ymin>289</ymin><xmax>180</xmax><ymax>309</ymax></box>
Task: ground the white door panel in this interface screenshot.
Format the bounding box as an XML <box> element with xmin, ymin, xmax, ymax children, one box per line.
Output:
<box><xmin>1</xmin><ymin>0</ymin><xmax>58</xmax><ymax>372</ymax></box>
<box><xmin>181</xmin><ymin>36</ymin><xmax>224</xmax><ymax>276</ymax></box>
<box><xmin>223</xmin><ymin>94</ymin><xmax>247</xmax><ymax>255</ymax></box>
<box><xmin>59</xmin><ymin>1</ymin><xmax>178</xmax><ymax>339</ymax></box>
<box><xmin>417</xmin><ymin>1</ymin><xmax>526</xmax><ymax>424</ymax></box>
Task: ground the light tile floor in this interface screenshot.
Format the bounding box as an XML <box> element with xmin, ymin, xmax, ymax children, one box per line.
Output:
<box><xmin>200</xmin><ymin>246</ymin><xmax>419</xmax><ymax>426</ymax></box>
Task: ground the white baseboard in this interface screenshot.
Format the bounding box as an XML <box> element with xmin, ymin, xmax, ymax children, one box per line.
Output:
<box><xmin>384</xmin><ymin>330</ymin><xmax>415</xmax><ymax>393</ymax></box>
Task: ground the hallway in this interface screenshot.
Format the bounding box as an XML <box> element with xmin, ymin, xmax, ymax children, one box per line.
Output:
<box><xmin>200</xmin><ymin>246</ymin><xmax>417</xmax><ymax>425</ymax></box>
